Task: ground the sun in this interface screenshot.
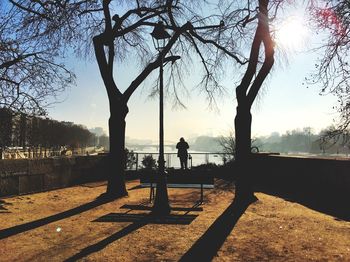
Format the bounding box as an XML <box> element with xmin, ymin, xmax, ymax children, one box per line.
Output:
<box><xmin>274</xmin><ymin>16</ymin><xmax>309</xmax><ymax>51</ymax></box>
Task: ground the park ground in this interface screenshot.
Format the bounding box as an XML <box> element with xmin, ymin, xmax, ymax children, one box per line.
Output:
<box><xmin>0</xmin><ymin>179</ymin><xmax>349</xmax><ymax>261</ymax></box>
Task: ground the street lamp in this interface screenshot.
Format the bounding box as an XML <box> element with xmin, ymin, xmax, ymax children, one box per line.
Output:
<box><xmin>151</xmin><ymin>21</ymin><xmax>171</xmax><ymax>51</ymax></box>
<box><xmin>151</xmin><ymin>21</ymin><xmax>171</xmax><ymax>215</ymax></box>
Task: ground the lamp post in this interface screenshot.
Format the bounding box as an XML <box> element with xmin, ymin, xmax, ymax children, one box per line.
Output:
<box><xmin>150</xmin><ymin>21</ymin><xmax>171</xmax><ymax>215</ymax></box>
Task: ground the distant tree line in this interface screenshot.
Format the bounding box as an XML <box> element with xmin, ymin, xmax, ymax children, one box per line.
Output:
<box><xmin>215</xmin><ymin>126</ymin><xmax>350</xmax><ymax>157</ymax></box>
<box><xmin>256</xmin><ymin>128</ymin><xmax>317</xmax><ymax>154</ymax></box>
<box><xmin>256</xmin><ymin>127</ymin><xmax>350</xmax><ymax>155</ymax></box>
<box><xmin>0</xmin><ymin>108</ymin><xmax>97</xmax><ymax>150</ymax></box>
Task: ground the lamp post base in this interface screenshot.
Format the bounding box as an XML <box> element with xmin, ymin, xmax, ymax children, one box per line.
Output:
<box><xmin>151</xmin><ymin>173</ymin><xmax>171</xmax><ymax>216</ymax></box>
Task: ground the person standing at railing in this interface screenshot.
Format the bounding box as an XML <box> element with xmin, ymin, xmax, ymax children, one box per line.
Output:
<box><xmin>176</xmin><ymin>137</ymin><xmax>189</xmax><ymax>170</ymax></box>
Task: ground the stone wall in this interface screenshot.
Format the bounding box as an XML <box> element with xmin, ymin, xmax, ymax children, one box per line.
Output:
<box><xmin>251</xmin><ymin>155</ymin><xmax>350</xmax><ymax>219</ymax></box>
<box><xmin>2</xmin><ymin>153</ymin><xmax>350</xmax><ymax>212</ymax></box>
<box><xmin>252</xmin><ymin>155</ymin><xmax>350</xmax><ymax>193</ymax></box>
<box><xmin>0</xmin><ymin>156</ymin><xmax>108</xmax><ymax>197</ymax></box>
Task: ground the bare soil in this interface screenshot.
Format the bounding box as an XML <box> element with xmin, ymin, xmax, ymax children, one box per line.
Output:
<box><xmin>0</xmin><ymin>179</ymin><xmax>349</xmax><ymax>261</ymax></box>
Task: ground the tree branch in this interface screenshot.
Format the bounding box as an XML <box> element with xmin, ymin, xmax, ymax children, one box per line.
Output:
<box><xmin>93</xmin><ymin>34</ymin><xmax>121</xmax><ymax>99</ymax></box>
<box><xmin>190</xmin><ymin>30</ymin><xmax>247</xmax><ymax>65</ymax></box>
<box><xmin>124</xmin><ymin>22</ymin><xmax>192</xmax><ymax>102</ymax></box>
<box><xmin>247</xmin><ymin>1</ymin><xmax>274</xmax><ymax>105</ymax></box>
<box><xmin>235</xmin><ymin>25</ymin><xmax>262</xmax><ymax>104</ymax></box>
<box><xmin>9</xmin><ymin>0</ymin><xmax>50</xmax><ymax>20</ymax></box>
<box><xmin>124</xmin><ymin>55</ymin><xmax>181</xmax><ymax>102</ymax></box>
<box><xmin>0</xmin><ymin>53</ymin><xmax>41</xmax><ymax>70</ymax></box>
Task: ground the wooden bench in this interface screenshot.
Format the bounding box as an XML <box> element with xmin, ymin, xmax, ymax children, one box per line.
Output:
<box><xmin>140</xmin><ymin>170</ymin><xmax>214</xmax><ymax>203</ymax></box>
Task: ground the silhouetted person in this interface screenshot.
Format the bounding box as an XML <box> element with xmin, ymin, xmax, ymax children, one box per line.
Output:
<box><xmin>176</xmin><ymin>137</ymin><xmax>189</xmax><ymax>170</ymax></box>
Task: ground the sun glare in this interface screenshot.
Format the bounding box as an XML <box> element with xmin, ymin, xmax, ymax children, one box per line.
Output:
<box><xmin>274</xmin><ymin>16</ymin><xmax>309</xmax><ymax>51</ymax></box>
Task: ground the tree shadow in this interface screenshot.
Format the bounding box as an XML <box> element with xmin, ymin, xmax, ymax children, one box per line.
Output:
<box><xmin>0</xmin><ymin>200</ymin><xmax>7</xmax><ymax>210</ymax></box>
<box><xmin>127</xmin><ymin>185</ymin><xmax>143</xmax><ymax>191</ymax></box>
<box><xmin>65</xmin><ymin>204</ymin><xmax>200</xmax><ymax>261</ymax></box>
<box><xmin>179</xmin><ymin>196</ymin><xmax>256</xmax><ymax>261</ymax></box>
<box><xmin>119</xmin><ymin>204</ymin><xmax>203</xmax><ymax>213</ymax></box>
<box><xmin>0</xmin><ymin>199</ymin><xmax>12</xmax><ymax>213</ymax></box>
<box><xmin>64</xmin><ymin>222</ymin><xmax>146</xmax><ymax>262</ymax></box>
<box><xmin>93</xmin><ymin>212</ymin><xmax>198</xmax><ymax>224</ymax></box>
<box><xmin>0</xmin><ymin>197</ymin><xmax>112</xmax><ymax>240</ymax></box>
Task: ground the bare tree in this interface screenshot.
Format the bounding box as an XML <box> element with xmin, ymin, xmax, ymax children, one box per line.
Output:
<box><xmin>224</xmin><ymin>0</ymin><xmax>275</xmax><ymax>202</ymax></box>
<box><xmin>92</xmin><ymin>2</ymin><xmax>194</xmax><ymax>197</ymax></box>
<box><xmin>0</xmin><ymin>3</ymin><xmax>75</xmax><ymax>115</ymax></box>
<box><xmin>219</xmin><ymin>130</ymin><xmax>236</xmax><ymax>163</ymax></box>
<box><xmin>8</xmin><ymin>0</ymin><xmax>281</xmax><ymax>203</ymax></box>
<box><xmin>219</xmin><ymin>131</ymin><xmax>261</xmax><ymax>163</ymax></box>
<box><xmin>308</xmin><ymin>1</ymin><xmax>350</xmax><ymax>132</ymax></box>
<box><xmin>92</xmin><ymin>0</ymin><xmax>256</xmax><ymax>198</ymax></box>
<box><xmin>8</xmin><ymin>0</ymin><xmax>241</xmax><ymax>198</ymax></box>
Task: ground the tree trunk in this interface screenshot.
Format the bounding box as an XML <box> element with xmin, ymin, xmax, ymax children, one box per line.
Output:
<box><xmin>234</xmin><ymin>105</ymin><xmax>255</xmax><ymax>200</ymax></box>
<box><xmin>232</xmin><ymin>0</ymin><xmax>273</xmax><ymax>205</ymax></box>
<box><xmin>105</xmin><ymin>101</ymin><xmax>128</xmax><ymax>198</ymax></box>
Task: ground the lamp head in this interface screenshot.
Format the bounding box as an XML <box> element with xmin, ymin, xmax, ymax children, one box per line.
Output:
<box><xmin>151</xmin><ymin>21</ymin><xmax>171</xmax><ymax>50</ymax></box>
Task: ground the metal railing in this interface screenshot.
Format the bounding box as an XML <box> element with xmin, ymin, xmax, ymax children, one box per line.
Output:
<box><xmin>129</xmin><ymin>152</ymin><xmax>230</xmax><ymax>170</ymax></box>
<box><xmin>0</xmin><ymin>149</ymin><xmax>231</xmax><ymax>171</ymax></box>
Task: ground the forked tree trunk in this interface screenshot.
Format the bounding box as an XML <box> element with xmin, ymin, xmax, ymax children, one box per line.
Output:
<box><xmin>93</xmin><ymin>17</ymin><xmax>187</xmax><ymax>198</ymax></box>
<box><xmin>93</xmin><ymin>33</ymin><xmax>129</xmax><ymax>198</ymax></box>
<box><xmin>233</xmin><ymin>0</ymin><xmax>274</xmax><ymax>203</ymax></box>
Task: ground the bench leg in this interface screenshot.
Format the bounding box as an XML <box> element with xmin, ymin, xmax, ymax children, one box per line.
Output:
<box><xmin>200</xmin><ymin>183</ymin><xmax>204</xmax><ymax>204</ymax></box>
<box><xmin>150</xmin><ymin>183</ymin><xmax>155</xmax><ymax>203</ymax></box>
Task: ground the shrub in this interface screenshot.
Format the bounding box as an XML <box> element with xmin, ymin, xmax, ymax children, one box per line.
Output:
<box><xmin>124</xmin><ymin>148</ymin><xmax>137</xmax><ymax>169</ymax></box>
<box><xmin>141</xmin><ymin>154</ymin><xmax>157</xmax><ymax>169</ymax></box>
<box><xmin>193</xmin><ymin>162</ymin><xmax>218</xmax><ymax>171</ymax></box>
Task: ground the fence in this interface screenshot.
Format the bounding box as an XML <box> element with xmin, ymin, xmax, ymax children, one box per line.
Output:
<box><xmin>0</xmin><ymin>152</ymin><xmax>228</xmax><ymax>197</ymax></box>
<box><xmin>0</xmin><ymin>146</ymin><xmax>104</xmax><ymax>159</ymax></box>
<box><xmin>130</xmin><ymin>152</ymin><xmax>229</xmax><ymax>170</ymax></box>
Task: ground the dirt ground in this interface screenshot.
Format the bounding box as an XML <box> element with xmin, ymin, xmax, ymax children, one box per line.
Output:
<box><xmin>0</xmin><ymin>179</ymin><xmax>349</xmax><ymax>261</ymax></box>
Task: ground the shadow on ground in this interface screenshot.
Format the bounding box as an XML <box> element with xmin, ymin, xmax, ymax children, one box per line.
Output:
<box><xmin>0</xmin><ymin>199</ymin><xmax>12</xmax><ymax>213</ymax></box>
<box><xmin>64</xmin><ymin>222</ymin><xmax>146</xmax><ymax>262</ymax></box>
<box><xmin>65</xmin><ymin>203</ymin><xmax>202</xmax><ymax>261</ymax></box>
<box><xmin>248</xmin><ymin>154</ymin><xmax>350</xmax><ymax>222</ymax></box>
<box><xmin>0</xmin><ymin>197</ymin><xmax>112</xmax><ymax>240</ymax></box>
<box><xmin>256</xmin><ymin>186</ymin><xmax>350</xmax><ymax>222</ymax></box>
<box><xmin>179</xmin><ymin>196</ymin><xmax>256</xmax><ymax>262</ymax></box>
<box><xmin>94</xmin><ymin>212</ymin><xmax>198</xmax><ymax>224</ymax></box>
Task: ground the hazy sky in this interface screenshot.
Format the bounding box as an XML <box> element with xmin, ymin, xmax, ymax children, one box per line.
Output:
<box><xmin>48</xmin><ymin>4</ymin><xmax>338</xmax><ymax>143</ymax></box>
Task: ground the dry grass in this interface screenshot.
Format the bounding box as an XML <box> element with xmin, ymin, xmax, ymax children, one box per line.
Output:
<box><xmin>0</xmin><ymin>179</ymin><xmax>349</xmax><ymax>261</ymax></box>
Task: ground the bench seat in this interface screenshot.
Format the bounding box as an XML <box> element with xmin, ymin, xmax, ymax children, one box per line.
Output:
<box><xmin>140</xmin><ymin>171</ymin><xmax>214</xmax><ymax>203</ymax></box>
<box><xmin>140</xmin><ymin>183</ymin><xmax>214</xmax><ymax>189</ymax></box>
